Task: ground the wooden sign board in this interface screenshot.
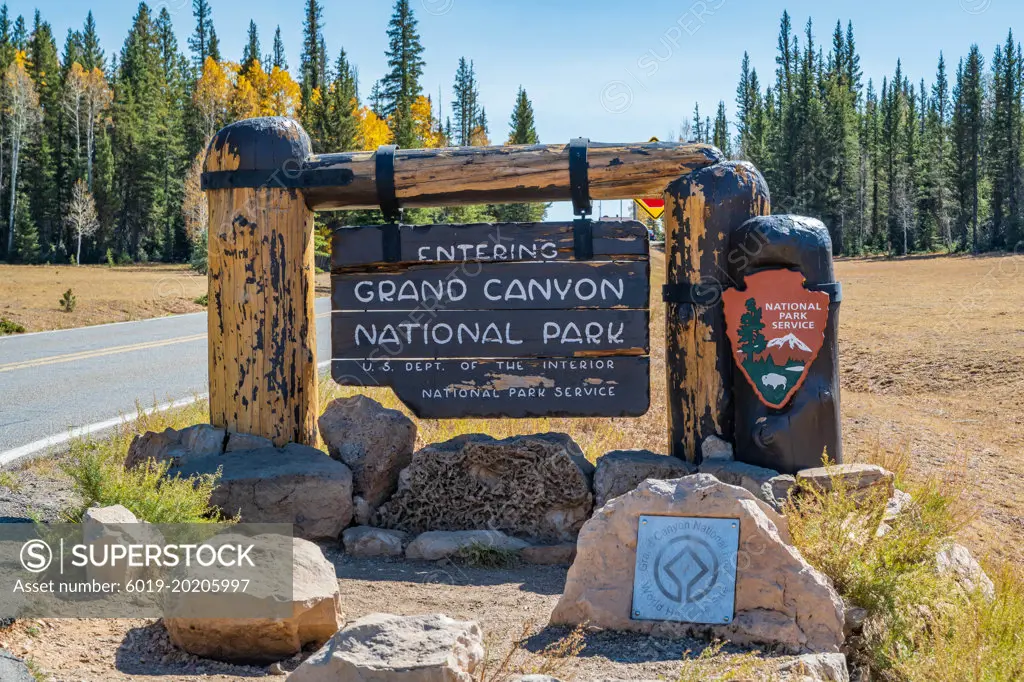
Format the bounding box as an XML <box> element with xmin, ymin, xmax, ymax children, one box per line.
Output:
<box><xmin>722</xmin><ymin>269</ymin><xmax>829</xmax><ymax>409</ymax></box>
<box><xmin>331</xmin><ymin>220</ymin><xmax>651</xmax><ymax>419</ymax></box>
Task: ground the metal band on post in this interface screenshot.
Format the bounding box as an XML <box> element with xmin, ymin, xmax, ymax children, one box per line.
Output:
<box><xmin>569</xmin><ymin>137</ymin><xmax>593</xmax><ymax>260</ymax></box>
<box><xmin>376</xmin><ymin>145</ymin><xmax>401</xmax><ymax>223</ymax></box>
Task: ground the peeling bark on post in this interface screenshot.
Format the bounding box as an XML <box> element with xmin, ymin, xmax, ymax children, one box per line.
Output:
<box><xmin>204</xmin><ymin>118</ymin><xmax>318</xmax><ymax>446</ymax></box>
<box><xmin>664</xmin><ymin>161</ymin><xmax>770</xmax><ymax>463</ymax></box>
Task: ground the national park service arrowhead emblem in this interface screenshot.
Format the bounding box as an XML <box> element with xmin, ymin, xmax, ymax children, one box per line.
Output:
<box><xmin>723</xmin><ymin>269</ymin><xmax>829</xmax><ymax>409</ymax></box>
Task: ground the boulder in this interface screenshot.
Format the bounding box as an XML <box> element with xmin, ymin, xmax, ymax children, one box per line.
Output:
<box><xmin>318</xmin><ymin>396</ymin><xmax>417</xmax><ymax>509</ymax></box>
<box><xmin>125</xmin><ymin>424</ymin><xmax>225</xmax><ymax>469</ymax></box>
<box><xmin>936</xmin><ymin>542</ymin><xmax>995</xmax><ymax>600</ymax></box>
<box><xmin>593</xmin><ymin>450</ymin><xmax>694</xmax><ymax>508</ymax></box>
<box><xmin>375</xmin><ymin>433</ymin><xmax>593</xmax><ymax>543</ymax></box>
<box><xmin>796</xmin><ymin>464</ymin><xmax>895</xmax><ymax>500</ymax></box>
<box><xmin>82</xmin><ymin>505</ymin><xmax>161</xmax><ymax>585</ymax></box>
<box><xmin>0</xmin><ymin>649</ymin><xmax>34</xmax><ymax>682</ymax></box>
<box><xmin>701</xmin><ymin>435</ymin><xmax>734</xmax><ymax>462</ymax></box>
<box><xmin>288</xmin><ymin>613</ymin><xmax>484</xmax><ymax>682</ymax></box>
<box><xmin>776</xmin><ymin>653</ymin><xmax>849</xmax><ymax>681</ymax></box>
<box><xmin>343</xmin><ymin>526</ymin><xmax>407</xmax><ymax>558</ymax></box>
<box><xmin>174</xmin><ymin>444</ymin><xmax>352</xmax><ymax>541</ymax></box>
<box><xmin>165</xmin><ymin>536</ymin><xmax>343</xmax><ymax>664</ymax></box>
<box><xmin>225</xmin><ymin>431</ymin><xmax>274</xmax><ymax>452</ymax></box>
<box><xmin>699</xmin><ymin>459</ymin><xmax>783</xmax><ymax>508</ymax></box>
<box><xmin>550</xmin><ymin>475</ymin><xmax>845</xmax><ymax>654</ymax></box>
<box><xmin>763</xmin><ymin>474</ymin><xmax>797</xmax><ymax>512</ymax></box>
<box><xmin>521</xmin><ymin>543</ymin><xmax>577</xmax><ymax>566</ymax></box>
<box><xmin>405</xmin><ymin>530</ymin><xmax>530</xmax><ymax>561</ymax></box>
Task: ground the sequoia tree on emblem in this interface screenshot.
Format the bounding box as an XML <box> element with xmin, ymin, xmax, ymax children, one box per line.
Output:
<box><xmin>722</xmin><ymin>269</ymin><xmax>830</xmax><ymax>409</ymax></box>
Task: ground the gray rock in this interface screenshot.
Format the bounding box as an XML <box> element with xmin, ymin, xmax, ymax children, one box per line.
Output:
<box><xmin>288</xmin><ymin>613</ymin><xmax>484</xmax><ymax>682</ymax></box>
<box><xmin>761</xmin><ymin>474</ymin><xmax>797</xmax><ymax>512</ymax></box>
<box><xmin>843</xmin><ymin>606</ymin><xmax>867</xmax><ymax>637</ymax></box>
<box><xmin>0</xmin><ymin>649</ymin><xmax>34</xmax><ymax>682</ymax></box>
<box><xmin>520</xmin><ymin>543</ymin><xmax>577</xmax><ymax>566</ymax></box>
<box><xmin>225</xmin><ymin>431</ymin><xmax>274</xmax><ymax>452</ymax></box>
<box><xmin>82</xmin><ymin>505</ymin><xmax>161</xmax><ymax>585</ymax></box>
<box><xmin>174</xmin><ymin>444</ymin><xmax>353</xmax><ymax>540</ymax></box>
<box><xmin>318</xmin><ymin>396</ymin><xmax>417</xmax><ymax>509</ymax></box>
<box><xmin>550</xmin><ymin>475</ymin><xmax>845</xmax><ymax>654</ymax></box>
<box><xmin>593</xmin><ymin>450</ymin><xmax>694</xmax><ymax>508</ymax></box>
<box><xmin>884</xmin><ymin>489</ymin><xmax>913</xmax><ymax>522</ymax></box>
<box><xmin>343</xmin><ymin>526</ymin><xmax>407</xmax><ymax>558</ymax></box>
<box><xmin>700</xmin><ymin>459</ymin><xmax>782</xmax><ymax>508</ymax></box>
<box><xmin>375</xmin><ymin>433</ymin><xmax>593</xmax><ymax>543</ymax></box>
<box><xmin>701</xmin><ymin>435</ymin><xmax>734</xmax><ymax>462</ymax></box>
<box><xmin>125</xmin><ymin>424</ymin><xmax>226</xmax><ymax>469</ymax></box>
<box><xmin>352</xmin><ymin>495</ymin><xmax>372</xmax><ymax>526</ymax></box>
<box><xmin>796</xmin><ymin>464</ymin><xmax>895</xmax><ymax>499</ymax></box>
<box><xmin>936</xmin><ymin>542</ymin><xmax>995</xmax><ymax>600</ymax></box>
<box><xmin>405</xmin><ymin>530</ymin><xmax>530</xmax><ymax>561</ymax></box>
<box><xmin>166</xmin><ymin>536</ymin><xmax>343</xmax><ymax>664</ymax></box>
<box><xmin>776</xmin><ymin>653</ymin><xmax>849</xmax><ymax>681</ymax></box>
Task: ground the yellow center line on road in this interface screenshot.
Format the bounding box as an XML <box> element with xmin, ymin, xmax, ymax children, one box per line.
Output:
<box><xmin>0</xmin><ymin>310</ymin><xmax>333</xmax><ymax>373</ymax></box>
<box><xmin>0</xmin><ymin>334</ymin><xmax>208</xmax><ymax>373</ymax></box>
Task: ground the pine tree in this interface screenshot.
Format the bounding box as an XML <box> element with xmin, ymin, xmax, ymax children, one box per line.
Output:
<box><xmin>451</xmin><ymin>57</ymin><xmax>480</xmax><ymax>146</ymax></box>
<box><xmin>272</xmin><ymin>26</ymin><xmax>287</xmax><ymax>70</ymax></box>
<box><xmin>381</xmin><ymin>0</ymin><xmax>425</xmax><ymax>148</ymax></box>
<box><xmin>737</xmin><ymin>298</ymin><xmax>767</xmax><ymax>359</ymax></box>
<box><xmin>13</xmin><ymin>191</ymin><xmax>39</xmax><ymax>262</ymax></box>
<box><xmin>24</xmin><ymin>10</ymin><xmax>61</xmax><ymax>258</ymax></box>
<box><xmin>713</xmin><ymin>101</ymin><xmax>730</xmax><ymax>156</ymax></box>
<box><xmin>327</xmin><ymin>48</ymin><xmax>359</xmax><ymax>152</ymax></box>
<box><xmin>952</xmin><ymin>47</ymin><xmax>985</xmax><ymax>251</ymax></box>
<box><xmin>207</xmin><ymin>25</ymin><xmax>220</xmax><ymax>62</ymax></box>
<box><xmin>242</xmin><ymin>20</ymin><xmax>261</xmax><ymax>75</ymax></box>
<box><xmin>988</xmin><ymin>31</ymin><xmax>1022</xmax><ymax>250</ymax></box>
<box><xmin>80</xmin><ymin>10</ymin><xmax>104</xmax><ymax>70</ymax></box>
<box><xmin>301</xmin><ymin>0</ymin><xmax>325</xmax><ymax>101</ymax></box>
<box><xmin>491</xmin><ymin>87</ymin><xmax>545</xmax><ymax>222</ymax></box>
<box><xmin>188</xmin><ymin>0</ymin><xmax>215</xmax><ymax>70</ymax></box>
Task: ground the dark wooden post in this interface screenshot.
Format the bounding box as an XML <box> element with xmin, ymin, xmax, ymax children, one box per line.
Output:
<box><xmin>203</xmin><ymin>117</ymin><xmax>318</xmax><ymax>446</ymax></box>
<box><xmin>664</xmin><ymin>161</ymin><xmax>770</xmax><ymax>463</ymax></box>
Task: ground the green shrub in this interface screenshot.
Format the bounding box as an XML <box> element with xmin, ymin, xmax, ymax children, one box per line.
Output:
<box><xmin>785</xmin><ymin>461</ymin><xmax>1024</xmax><ymax>679</ymax></box>
<box><xmin>190</xmin><ymin>231</ymin><xmax>208</xmax><ymax>274</ymax></box>
<box><xmin>58</xmin><ymin>288</ymin><xmax>76</xmax><ymax>312</ymax></box>
<box><xmin>0</xmin><ymin>317</ymin><xmax>26</xmax><ymax>335</ymax></box>
<box><xmin>194</xmin><ymin>293</ymin><xmax>208</xmax><ymax>306</ymax></box>
<box><xmin>456</xmin><ymin>542</ymin><xmax>519</xmax><ymax>568</ymax></box>
<box><xmin>60</xmin><ymin>399</ymin><xmax>228</xmax><ymax>524</ymax></box>
<box><xmin>106</xmin><ymin>248</ymin><xmax>115</xmax><ymax>267</ymax></box>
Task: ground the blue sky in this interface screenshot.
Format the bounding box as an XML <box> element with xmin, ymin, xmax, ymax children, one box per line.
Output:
<box><xmin>9</xmin><ymin>0</ymin><xmax>1023</xmax><ymax>219</ymax></box>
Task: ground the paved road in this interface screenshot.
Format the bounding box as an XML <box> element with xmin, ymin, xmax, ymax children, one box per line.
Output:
<box><xmin>0</xmin><ymin>298</ymin><xmax>334</xmax><ymax>460</ymax></box>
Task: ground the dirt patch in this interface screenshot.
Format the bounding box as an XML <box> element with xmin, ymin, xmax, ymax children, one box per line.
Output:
<box><xmin>0</xmin><ymin>552</ymin><xmax>775</xmax><ymax>681</ymax></box>
<box><xmin>0</xmin><ymin>264</ymin><xmax>333</xmax><ymax>333</ymax></box>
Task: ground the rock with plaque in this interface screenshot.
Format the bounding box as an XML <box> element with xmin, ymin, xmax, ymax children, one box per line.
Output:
<box><xmin>330</xmin><ymin>220</ymin><xmax>651</xmax><ymax>419</ymax></box>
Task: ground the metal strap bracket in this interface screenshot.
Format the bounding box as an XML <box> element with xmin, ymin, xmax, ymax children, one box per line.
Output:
<box><xmin>569</xmin><ymin>137</ymin><xmax>593</xmax><ymax>260</ymax></box>
<box><xmin>376</xmin><ymin>144</ymin><xmax>401</xmax><ymax>223</ymax></box>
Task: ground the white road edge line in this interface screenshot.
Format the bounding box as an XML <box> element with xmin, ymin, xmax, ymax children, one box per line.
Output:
<box><xmin>0</xmin><ymin>359</ymin><xmax>332</xmax><ymax>469</ymax></box>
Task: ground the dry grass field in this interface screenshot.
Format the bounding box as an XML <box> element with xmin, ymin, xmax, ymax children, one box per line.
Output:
<box><xmin>0</xmin><ymin>264</ymin><xmax>332</xmax><ymax>332</ymax></box>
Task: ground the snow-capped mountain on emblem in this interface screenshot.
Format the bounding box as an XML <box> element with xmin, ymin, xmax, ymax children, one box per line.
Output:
<box><xmin>722</xmin><ymin>269</ymin><xmax>830</xmax><ymax>409</ymax></box>
<box><xmin>766</xmin><ymin>333</ymin><xmax>812</xmax><ymax>352</ymax></box>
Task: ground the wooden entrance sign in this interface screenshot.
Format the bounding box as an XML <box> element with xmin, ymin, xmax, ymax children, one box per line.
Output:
<box><xmin>202</xmin><ymin>116</ymin><xmax>732</xmax><ymax>446</ymax></box>
<box><xmin>331</xmin><ymin>220</ymin><xmax>651</xmax><ymax>419</ymax></box>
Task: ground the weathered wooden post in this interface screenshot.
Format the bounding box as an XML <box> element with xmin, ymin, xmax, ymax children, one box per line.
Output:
<box><xmin>203</xmin><ymin>117</ymin><xmax>318</xmax><ymax>446</ymax></box>
<box><xmin>663</xmin><ymin>161</ymin><xmax>770</xmax><ymax>463</ymax></box>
